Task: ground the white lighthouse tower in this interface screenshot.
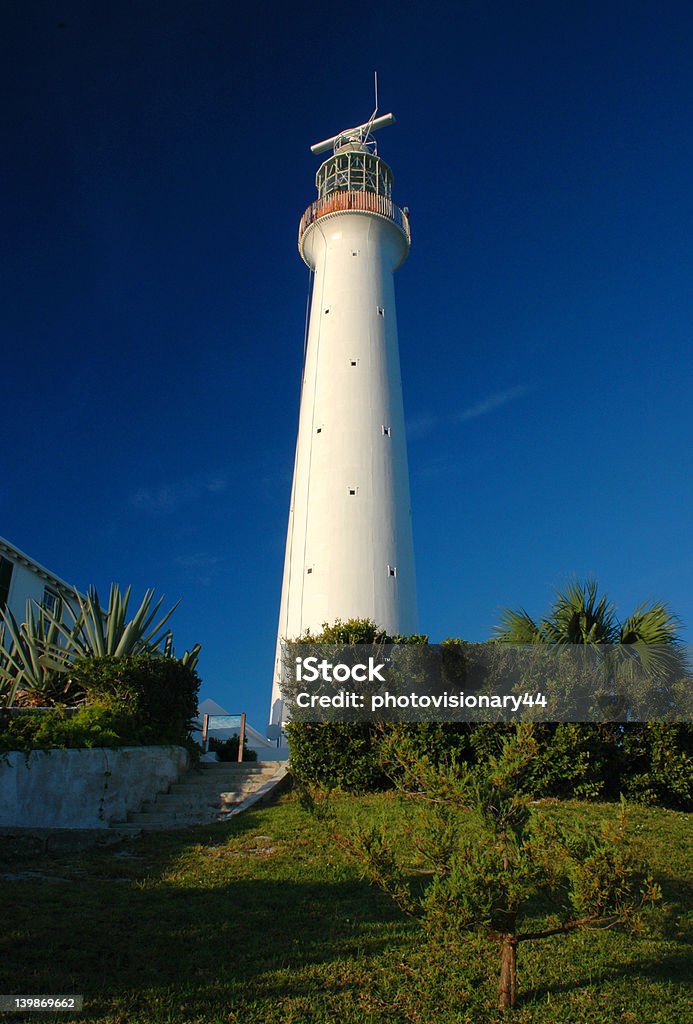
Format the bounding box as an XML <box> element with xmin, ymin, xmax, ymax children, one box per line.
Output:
<box><xmin>270</xmin><ymin>110</ymin><xmax>417</xmax><ymax>725</ymax></box>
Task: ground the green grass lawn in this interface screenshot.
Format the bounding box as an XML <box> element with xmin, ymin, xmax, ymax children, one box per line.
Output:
<box><xmin>1</xmin><ymin>792</ymin><xmax>691</xmax><ymax>1023</ymax></box>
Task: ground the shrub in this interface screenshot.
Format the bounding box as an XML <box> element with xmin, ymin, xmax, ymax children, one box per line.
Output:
<box><xmin>286</xmin><ymin>721</ymin><xmax>387</xmax><ymax>792</ymax></box>
<box><xmin>208</xmin><ymin>735</ymin><xmax>257</xmax><ymax>762</ymax></box>
<box><xmin>0</xmin><ymin>695</ymin><xmax>141</xmax><ymax>752</ymax></box>
<box><xmin>0</xmin><ymin>655</ymin><xmax>201</xmax><ymax>754</ymax></box>
<box><xmin>282</xmin><ymin>620</ymin><xmax>691</xmax><ymax>809</ymax></box>
<box><xmin>68</xmin><ymin>654</ymin><xmax>200</xmax><ymax>745</ymax></box>
<box><xmin>620</xmin><ymin>722</ymin><xmax>693</xmax><ymax>809</ymax></box>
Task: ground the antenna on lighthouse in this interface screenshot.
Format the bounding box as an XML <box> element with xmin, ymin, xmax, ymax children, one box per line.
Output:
<box><xmin>365</xmin><ymin>70</ymin><xmax>379</xmax><ymax>135</ymax></box>
<box><xmin>310</xmin><ymin>74</ymin><xmax>395</xmax><ymax>156</ymax></box>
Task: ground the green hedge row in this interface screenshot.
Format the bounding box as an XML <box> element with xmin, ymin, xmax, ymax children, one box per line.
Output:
<box><xmin>285</xmin><ymin>721</ymin><xmax>693</xmax><ymax>809</ymax></box>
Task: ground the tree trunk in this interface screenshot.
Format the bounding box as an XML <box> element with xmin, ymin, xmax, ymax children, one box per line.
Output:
<box><xmin>498</xmin><ymin>935</ymin><xmax>518</xmax><ymax>1011</ymax></box>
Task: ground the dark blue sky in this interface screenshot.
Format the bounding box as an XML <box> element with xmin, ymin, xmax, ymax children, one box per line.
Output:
<box><xmin>3</xmin><ymin>1</ymin><xmax>692</xmax><ymax>728</ymax></box>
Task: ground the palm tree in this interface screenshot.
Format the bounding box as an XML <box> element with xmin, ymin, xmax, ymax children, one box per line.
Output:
<box><xmin>494</xmin><ymin>578</ymin><xmax>682</xmax><ymax>648</ymax></box>
<box><xmin>493</xmin><ymin>579</ymin><xmax>688</xmax><ymax>714</ymax></box>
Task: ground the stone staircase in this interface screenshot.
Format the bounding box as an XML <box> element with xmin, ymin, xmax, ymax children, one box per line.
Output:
<box><xmin>112</xmin><ymin>761</ymin><xmax>288</xmax><ymax>831</ymax></box>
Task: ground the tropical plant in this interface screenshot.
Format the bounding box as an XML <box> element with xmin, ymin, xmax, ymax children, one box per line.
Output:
<box><xmin>51</xmin><ymin>584</ymin><xmax>180</xmax><ymax>659</ymax></box>
<box><xmin>494</xmin><ymin>578</ymin><xmax>683</xmax><ymax>648</ymax></box>
<box><xmin>494</xmin><ymin>578</ymin><xmax>689</xmax><ymax>709</ymax></box>
<box><xmin>0</xmin><ymin>601</ymin><xmax>78</xmax><ymax>707</ymax></box>
<box><xmin>0</xmin><ymin>585</ymin><xmax>201</xmax><ymax>709</ymax></box>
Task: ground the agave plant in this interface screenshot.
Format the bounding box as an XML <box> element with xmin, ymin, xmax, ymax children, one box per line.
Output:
<box><xmin>0</xmin><ymin>601</ymin><xmax>76</xmax><ymax>707</ymax></box>
<box><xmin>50</xmin><ymin>584</ymin><xmax>181</xmax><ymax>659</ymax></box>
<box><xmin>1</xmin><ymin>585</ymin><xmax>201</xmax><ymax>709</ymax></box>
<box><xmin>179</xmin><ymin>643</ymin><xmax>202</xmax><ymax>673</ymax></box>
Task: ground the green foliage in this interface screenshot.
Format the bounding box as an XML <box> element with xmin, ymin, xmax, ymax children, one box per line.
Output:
<box><xmin>286</xmin><ymin>721</ymin><xmax>386</xmax><ymax>791</ymax></box>
<box><xmin>0</xmin><ymin>695</ymin><xmax>141</xmax><ymax>752</ymax></box>
<box><xmin>285</xmin><ymin>616</ymin><xmax>691</xmax><ymax>809</ymax></box>
<box><xmin>494</xmin><ymin>577</ymin><xmax>684</xmax><ymax>648</ymax></box>
<box><xmin>285</xmin><ymin>618</ymin><xmax>429</xmax><ymax>791</ymax></box>
<box><xmin>208</xmin><ymin>735</ymin><xmax>257</xmax><ymax>762</ymax></box>
<box><xmin>520</xmin><ymin>723</ymin><xmax>618</xmax><ymax>800</ymax></box>
<box><xmin>0</xmin><ymin>654</ymin><xmax>201</xmax><ymax>753</ymax></box>
<box><xmin>68</xmin><ymin>654</ymin><xmax>200</xmax><ymax>745</ymax></box>
<box><xmin>284</xmin><ymin>619</ymin><xmax>391</xmax><ymax>792</ymax></box>
<box><xmin>289</xmin><ymin>717</ymin><xmax>693</xmax><ymax>810</ymax></box>
<box><xmin>0</xmin><ymin>584</ymin><xmax>202</xmax><ymax>713</ymax></box>
<box><xmin>294</xmin><ymin>618</ymin><xmax>391</xmax><ymax>645</ymax></box>
<box><xmin>53</xmin><ymin>584</ymin><xmax>180</xmax><ymax>660</ymax></box>
<box><xmin>620</xmin><ymin>722</ymin><xmax>693</xmax><ymax>809</ymax></box>
<box><xmin>0</xmin><ymin>601</ymin><xmax>77</xmax><ymax>707</ymax></box>
<box><xmin>326</xmin><ymin>727</ymin><xmax>661</xmax><ymax>1011</ymax></box>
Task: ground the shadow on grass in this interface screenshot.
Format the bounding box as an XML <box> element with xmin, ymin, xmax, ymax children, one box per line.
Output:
<box><xmin>1</xmin><ymin>805</ymin><xmax>413</xmax><ymax>1021</ymax></box>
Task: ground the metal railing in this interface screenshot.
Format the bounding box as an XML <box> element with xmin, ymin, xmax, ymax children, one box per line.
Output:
<box><xmin>298</xmin><ymin>190</ymin><xmax>410</xmax><ymax>247</ymax></box>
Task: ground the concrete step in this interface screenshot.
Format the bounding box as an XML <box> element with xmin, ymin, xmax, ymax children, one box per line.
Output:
<box><xmin>139</xmin><ymin>789</ymin><xmax>259</xmax><ymax>813</ymax></box>
<box><xmin>121</xmin><ymin>762</ymin><xmax>289</xmax><ymax>830</ymax></box>
<box><xmin>127</xmin><ymin>811</ymin><xmax>214</xmax><ymax>828</ymax></box>
<box><xmin>175</xmin><ymin>767</ymin><xmax>278</xmax><ymax>782</ymax></box>
<box><xmin>174</xmin><ymin>770</ymin><xmax>276</xmax><ymax>782</ymax></box>
<box><xmin>171</xmin><ymin>777</ymin><xmax>275</xmax><ymax>792</ymax></box>
<box><xmin>199</xmin><ymin>762</ymin><xmax>283</xmax><ymax>772</ymax></box>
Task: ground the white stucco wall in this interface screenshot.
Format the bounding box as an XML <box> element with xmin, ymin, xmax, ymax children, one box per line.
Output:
<box><xmin>0</xmin><ymin>745</ymin><xmax>190</xmax><ymax>828</ymax></box>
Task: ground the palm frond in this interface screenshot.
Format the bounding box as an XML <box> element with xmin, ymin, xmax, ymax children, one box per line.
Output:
<box><xmin>493</xmin><ymin>608</ymin><xmax>544</xmax><ymax>643</ymax></box>
<box><xmin>543</xmin><ymin>578</ymin><xmax>618</xmax><ymax>644</ymax></box>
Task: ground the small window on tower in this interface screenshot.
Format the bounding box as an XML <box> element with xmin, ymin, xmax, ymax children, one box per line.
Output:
<box><xmin>324</xmin><ymin>307</ymin><xmax>330</xmax><ymax>314</ymax></box>
<box><xmin>306</xmin><ymin>567</ymin><xmax>313</xmax><ymax>575</ymax></box>
<box><xmin>352</xmin><ymin>250</ymin><xmax>359</xmax><ymax>256</ymax></box>
<box><xmin>377</xmin><ymin>306</ymin><xmax>385</xmax><ymax>316</ymax></box>
<box><xmin>382</xmin><ymin>425</ymin><xmax>391</xmax><ymax>436</ymax></box>
<box><xmin>350</xmin><ymin>359</ymin><xmax>358</xmax><ymax>367</ymax></box>
<box><xmin>388</xmin><ymin>565</ymin><xmax>397</xmax><ymax>578</ymax></box>
<box><xmin>316</xmin><ymin>427</ymin><xmax>322</xmax><ymax>434</ymax></box>
<box><xmin>348</xmin><ymin>487</ymin><xmax>358</xmax><ymax>496</ymax></box>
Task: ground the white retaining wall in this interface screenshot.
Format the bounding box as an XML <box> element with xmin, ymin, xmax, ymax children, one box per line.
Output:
<box><xmin>0</xmin><ymin>746</ymin><xmax>190</xmax><ymax>828</ymax></box>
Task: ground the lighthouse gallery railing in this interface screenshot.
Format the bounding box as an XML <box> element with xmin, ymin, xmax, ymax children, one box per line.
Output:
<box><xmin>298</xmin><ymin>190</ymin><xmax>411</xmax><ymax>247</ymax></box>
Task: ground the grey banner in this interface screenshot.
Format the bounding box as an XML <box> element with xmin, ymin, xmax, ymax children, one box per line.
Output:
<box><xmin>0</xmin><ymin>996</ymin><xmax>84</xmax><ymax>1012</ymax></box>
<box><xmin>279</xmin><ymin>643</ymin><xmax>692</xmax><ymax>723</ymax></box>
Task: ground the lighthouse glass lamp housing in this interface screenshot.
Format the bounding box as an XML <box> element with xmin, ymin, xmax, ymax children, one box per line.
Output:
<box><xmin>270</xmin><ymin>113</ymin><xmax>417</xmax><ymax>727</ymax></box>
<box><xmin>316</xmin><ymin>148</ymin><xmax>393</xmax><ymax>198</ymax></box>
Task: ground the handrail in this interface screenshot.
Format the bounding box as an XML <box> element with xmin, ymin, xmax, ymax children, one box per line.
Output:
<box><xmin>298</xmin><ymin>190</ymin><xmax>410</xmax><ymax>248</ymax></box>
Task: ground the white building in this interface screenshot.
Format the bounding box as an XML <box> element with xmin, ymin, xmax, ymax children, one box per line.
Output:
<box><xmin>270</xmin><ymin>112</ymin><xmax>417</xmax><ymax>725</ymax></box>
<box><xmin>0</xmin><ymin>536</ymin><xmax>80</xmax><ymax>647</ymax></box>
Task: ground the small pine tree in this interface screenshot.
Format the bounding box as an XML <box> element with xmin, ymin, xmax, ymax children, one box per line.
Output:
<box><xmin>327</xmin><ymin>725</ymin><xmax>660</xmax><ymax>1011</ymax></box>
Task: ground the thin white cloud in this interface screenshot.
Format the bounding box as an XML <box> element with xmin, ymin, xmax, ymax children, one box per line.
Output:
<box><xmin>175</xmin><ymin>553</ymin><xmax>221</xmax><ymax>570</ymax></box>
<box><xmin>174</xmin><ymin>552</ymin><xmax>223</xmax><ymax>587</ymax></box>
<box><xmin>130</xmin><ymin>473</ymin><xmax>228</xmax><ymax>514</ymax></box>
<box><xmin>407</xmin><ymin>385</ymin><xmax>532</xmax><ymax>440</ymax></box>
<box><xmin>406</xmin><ymin>412</ymin><xmax>439</xmax><ymax>441</ymax></box>
<box><xmin>454</xmin><ymin>385</ymin><xmax>532</xmax><ymax>423</ymax></box>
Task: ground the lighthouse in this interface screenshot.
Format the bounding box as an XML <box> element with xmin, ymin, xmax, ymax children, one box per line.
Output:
<box><xmin>270</xmin><ymin>111</ymin><xmax>417</xmax><ymax>726</ymax></box>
